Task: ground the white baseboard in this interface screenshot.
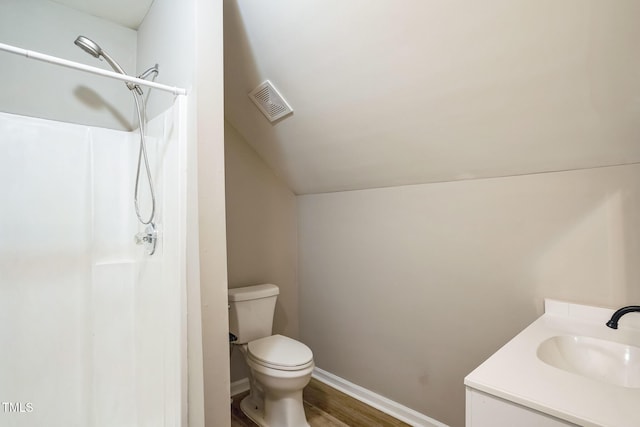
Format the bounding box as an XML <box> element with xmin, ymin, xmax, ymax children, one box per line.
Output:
<box><xmin>312</xmin><ymin>367</ymin><xmax>448</xmax><ymax>427</ymax></box>
<box><xmin>230</xmin><ymin>377</ymin><xmax>250</xmax><ymax>397</ymax></box>
<box><xmin>230</xmin><ymin>368</ymin><xmax>447</xmax><ymax>427</ymax></box>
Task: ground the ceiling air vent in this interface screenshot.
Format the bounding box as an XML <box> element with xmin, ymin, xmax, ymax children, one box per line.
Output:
<box><xmin>248</xmin><ymin>80</ymin><xmax>293</xmax><ymax>122</ymax></box>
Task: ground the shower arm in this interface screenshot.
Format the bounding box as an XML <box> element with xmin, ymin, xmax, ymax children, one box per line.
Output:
<box><xmin>138</xmin><ymin>64</ymin><xmax>159</xmax><ymax>81</ymax></box>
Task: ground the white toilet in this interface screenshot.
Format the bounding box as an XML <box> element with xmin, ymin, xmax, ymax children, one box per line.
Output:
<box><xmin>229</xmin><ymin>284</ymin><xmax>314</xmax><ymax>427</ymax></box>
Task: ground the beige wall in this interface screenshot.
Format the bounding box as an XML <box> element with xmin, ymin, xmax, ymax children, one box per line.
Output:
<box><xmin>194</xmin><ymin>0</ymin><xmax>230</xmax><ymax>426</ymax></box>
<box><xmin>225</xmin><ymin>121</ymin><xmax>299</xmax><ymax>382</ymax></box>
<box><xmin>298</xmin><ymin>163</ymin><xmax>640</xmax><ymax>427</ymax></box>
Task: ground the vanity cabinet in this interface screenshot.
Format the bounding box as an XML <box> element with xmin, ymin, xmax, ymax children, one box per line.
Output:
<box><xmin>465</xmin><ymin>388</ymin><xmax>579</xmax><ymax>427</ymax></box>
<box><xmin>464</xmin><ymin>300</ymin><xmax>640</xmax><ymax>427</ymax></box>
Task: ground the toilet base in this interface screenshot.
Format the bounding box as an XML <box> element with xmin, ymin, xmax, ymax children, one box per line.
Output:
<box><xmin>240</xmin><ymin>391</ymin><xmax>310</xmax><ymax>427</ymax></box>
<box><xmin>240</xmin><ymin>394</ymin><xmax>266</xmax><ymax>426</ymax></box>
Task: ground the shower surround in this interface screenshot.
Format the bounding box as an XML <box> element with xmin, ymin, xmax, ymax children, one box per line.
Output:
<box><xmin>0</xmin><ymin>98</ymin><xmax>187</xmax><ymax>426</ymax></box>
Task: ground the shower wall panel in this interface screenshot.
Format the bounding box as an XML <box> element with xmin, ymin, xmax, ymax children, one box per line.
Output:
<box><xmin>0</xmin><ymin>113</ymin><xmax>92</xmax><ymax>427</ymax></box>
<box><xmin>90</xmin><ymin>123</ymin><xmax>138</xmax><ymax>426</ymax></box>
<box><xmin>131</xmin><ymin>99</ymin><xmax>185</xmax><ymax>427</ymax></box>
<box><xmin>0</xmin><ymin>100</ymin><xmax>185</xmax><ymax>426</ymax></box>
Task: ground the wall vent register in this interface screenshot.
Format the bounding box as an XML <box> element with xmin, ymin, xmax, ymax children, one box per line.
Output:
<box><xmin>248</xmin><ymin>80</ymin><xmax>293</xmax><ymax>122</ymax></box>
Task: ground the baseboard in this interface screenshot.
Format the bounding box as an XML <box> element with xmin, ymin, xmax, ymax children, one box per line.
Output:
<box><xmin>230</xmin><ymin>368</ymin><xmax>447</xmax><ymax>427</ymax></box>
<box><xmin>312</xmin><ymin>367</ymin><xmax>449</xmax><ymax>427</ymax></box>
<box><xmin>230</xmin><ymin>377</ymin><xmax>250</xmax><ymax>397</ymax></box>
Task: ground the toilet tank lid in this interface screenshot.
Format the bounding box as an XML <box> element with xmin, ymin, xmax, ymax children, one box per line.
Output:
<box><xmin>228</xmin><ymin>284</ymin><xmax>279</xmax><ymax>302</ymax></box>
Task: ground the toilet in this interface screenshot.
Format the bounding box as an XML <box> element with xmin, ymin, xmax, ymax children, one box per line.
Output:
<box><xmin>229</xmin><ymin>284</ymin><xmax>314</xmax><ymax>427</ymax></box>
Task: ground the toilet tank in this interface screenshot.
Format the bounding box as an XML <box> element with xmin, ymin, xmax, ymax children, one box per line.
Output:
<box><xmin>228</xmin><ymin>284</ymin><xmax>279</xmax><ymax>344</ymax></box>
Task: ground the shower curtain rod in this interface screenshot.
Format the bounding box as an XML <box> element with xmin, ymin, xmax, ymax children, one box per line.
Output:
<box><xmin>0</xmin><ymin>42</ymin><xmax>187</xmax><ymax>96</ymax></box>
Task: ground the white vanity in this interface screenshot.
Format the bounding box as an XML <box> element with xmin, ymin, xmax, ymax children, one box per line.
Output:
<box><xmin>465</xmin><ymin>300</ymin><xmax>640</xmax><ymax>427</ymax></box>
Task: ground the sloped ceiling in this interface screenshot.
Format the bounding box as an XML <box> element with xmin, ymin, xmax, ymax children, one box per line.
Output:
<box><xmin>224</xmin><ymin>0</ymin><xmax>640</xmax><ymax>195</ymax></box>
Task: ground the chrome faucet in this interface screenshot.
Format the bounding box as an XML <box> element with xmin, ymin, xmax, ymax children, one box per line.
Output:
<box><xmin>605</xmin><ymin>306</ymin><xmax>640</xmax><ymax>329</ymax></box>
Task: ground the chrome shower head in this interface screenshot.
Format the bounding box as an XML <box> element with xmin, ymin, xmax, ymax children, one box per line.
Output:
<box><xmin>74</xmin><ymin>36</ymin><xmax>101</xmax><ymax>58</ymax></box>
<box><xmin>74</xmin><ymin>35</ymin><xmax>141</xmax><ymax>94</ymax></box>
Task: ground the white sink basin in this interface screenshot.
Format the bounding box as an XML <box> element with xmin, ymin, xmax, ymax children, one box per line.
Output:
<box><xmin>537</xmin><ymin>335</ymin><xmax>640</xmax><ymax>388</ymax></box>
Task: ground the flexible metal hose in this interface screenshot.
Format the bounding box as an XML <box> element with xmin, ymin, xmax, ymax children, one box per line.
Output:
<box><xmin>132</xmin><ymin>91</ymin><xmax>156</xmax><ymax>225</ymax></box>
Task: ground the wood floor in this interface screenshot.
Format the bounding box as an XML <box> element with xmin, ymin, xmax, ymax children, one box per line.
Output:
<box><xmin>231</xmin><ymin>378</ymin><xmax>411</xmax><ymax>427</ymax></box>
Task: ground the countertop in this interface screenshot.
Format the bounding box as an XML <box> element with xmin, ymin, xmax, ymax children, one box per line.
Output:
<box><xmin>464</xmin><ymin>299</ymin><xmax>640</xmax><ymax>427</ymax></box>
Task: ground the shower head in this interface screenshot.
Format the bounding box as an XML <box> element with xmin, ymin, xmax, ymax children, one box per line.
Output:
<box><xmin>74</xmin><ymin>36</ymin><xmax>101</xmax><ymax>58</ymax></box>
<box><xmin>74</xmin><ymin>35</ymin><xmax>141</xmax><ymax>94</ymax></box>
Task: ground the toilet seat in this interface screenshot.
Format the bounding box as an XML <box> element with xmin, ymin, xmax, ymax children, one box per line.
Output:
<box><xmin>248</xmin><ymin>334</ymin><xmax>313</xmax><ymax>371</ymax></box>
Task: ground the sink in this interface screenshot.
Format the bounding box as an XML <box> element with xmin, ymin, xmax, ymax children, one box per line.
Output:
<box><xmin>537</xmin><ymin>335</ymin><xmax>640</xmax><ymax>388</ymax></box>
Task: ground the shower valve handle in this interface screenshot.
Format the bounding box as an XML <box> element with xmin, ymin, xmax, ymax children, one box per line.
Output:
<box><xmin>134</xmin><ymin>223</ymin><xmax>157</xmax><ymax>255</ymax></box>
<box><xmin>135</xmin><ymin>231</ymin><xmax>153</xmax><ymax>244</ymax></box>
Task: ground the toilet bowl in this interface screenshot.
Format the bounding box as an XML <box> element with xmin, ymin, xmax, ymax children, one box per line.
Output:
<box><xmin>229</xmin><ymin>285</ymin><xmax>314</xmax><ymax>427</ymax></box>
<box><xmin>240</xmin><ymin>335</ymin><xmax>314</xmax><ymax>427</ymax></box>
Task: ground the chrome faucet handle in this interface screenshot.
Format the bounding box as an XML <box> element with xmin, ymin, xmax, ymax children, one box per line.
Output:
<box><xmin>134</xmin><ymin>223</ymin><xmax>157</xmax><ymax>255</ymax></box>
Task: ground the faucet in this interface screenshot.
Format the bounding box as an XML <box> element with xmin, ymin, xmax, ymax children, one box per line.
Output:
<box><xmin>605</xmin><ymin>306</ymin><xmax>640</xmax><ymax>329</ymax></box>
